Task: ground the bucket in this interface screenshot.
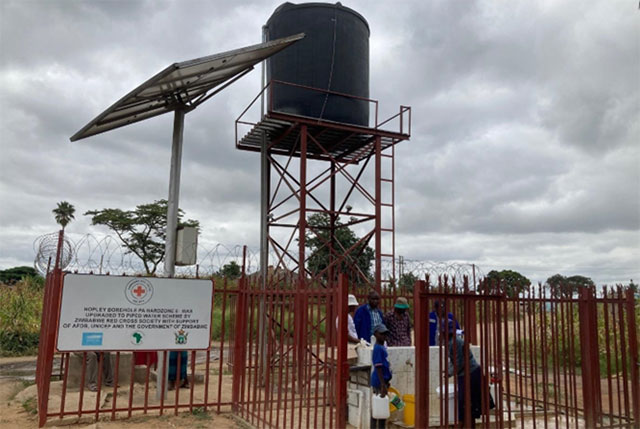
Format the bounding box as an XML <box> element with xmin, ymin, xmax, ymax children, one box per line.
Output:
<box><xmin>388</xmin><ymin>387</ymin><xmax>405</xmax><ymax>412</ymax></box>
<box><xmin>403</xmin><ymin>394</ymin><xmax>415</xmax><ymax>426</ymax></box>
<box><xmin>436</xmin><ymin>384</ymin><xmax>457</xmax><ymax>424</ymax></box>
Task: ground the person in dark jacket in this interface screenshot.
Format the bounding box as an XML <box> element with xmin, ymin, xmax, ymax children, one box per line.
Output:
<box><xmin>353</xmin><ymin>290</ymin><xmax>384</xmax><ymax>342</ymax></box>
<box><xmin>442</xmin><ymin>320</ymin><xmax>493</xmax><ymax>427</ymax></box>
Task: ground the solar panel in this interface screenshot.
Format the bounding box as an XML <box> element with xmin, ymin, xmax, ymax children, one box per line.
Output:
<box><xmin>70</xmin><ymin>33</ymin><xmax>304</xmax><ymax>141</ymax></box>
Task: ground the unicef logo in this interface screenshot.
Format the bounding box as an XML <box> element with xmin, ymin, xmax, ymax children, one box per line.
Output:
<box><xmin>125</xmin><ymin>278</ymin><xmax>154</xmax><ymax>305</ymax></box>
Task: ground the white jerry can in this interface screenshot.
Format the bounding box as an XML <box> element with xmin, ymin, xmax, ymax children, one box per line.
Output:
<box><xmin>371</xmin><ymin>394</ymin><xmax>390</xmax><ymax>420</ymax></box>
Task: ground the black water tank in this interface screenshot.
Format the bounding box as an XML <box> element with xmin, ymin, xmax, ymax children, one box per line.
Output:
<box><xmin>266</xmin><ymin>2</ymin><xmax>370</xmax><ymax>127</ymax></box>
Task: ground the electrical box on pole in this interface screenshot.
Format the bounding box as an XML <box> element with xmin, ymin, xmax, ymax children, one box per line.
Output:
<box><xmin>175</xmin><ymin>226</ymin><xmax>198</xmax><ymax>266</ymax></box>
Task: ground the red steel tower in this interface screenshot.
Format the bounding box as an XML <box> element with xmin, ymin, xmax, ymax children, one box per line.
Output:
<box><xmin>236</xmin><ymin>80</ymin><xmax>411</xmax><ymax>292</ymax></box>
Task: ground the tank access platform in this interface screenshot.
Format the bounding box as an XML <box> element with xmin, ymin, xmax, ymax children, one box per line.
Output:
<box><xmin>236</xmin><ymin>81</ymin><xmax>411</xmax><ymax>163</ymax></box>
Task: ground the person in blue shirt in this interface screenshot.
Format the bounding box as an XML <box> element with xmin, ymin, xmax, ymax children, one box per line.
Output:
<box><xmin>370</xmin><ymin>324</ymin><xmax>392</xmax><ymax>429</ymax></box>
<box><xmin>354</xmin><ymin>290</ymin><xmax>384</xmax><ymax>342</ymax></box>
<box><xmin>429</xmin><ymin>300</ymin><xmax>460</xmax><ymax>346</ymax></box>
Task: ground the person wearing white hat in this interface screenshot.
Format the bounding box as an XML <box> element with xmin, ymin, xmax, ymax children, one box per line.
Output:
<box><xmin>336</xmin><ymin>294</ymin><xmax>360</xmax><ymax>343</ymax></box>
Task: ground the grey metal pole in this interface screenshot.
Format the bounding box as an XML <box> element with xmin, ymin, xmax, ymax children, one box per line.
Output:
<box><xmin>257</xmin><ymin>24</ymin><xmax>270</xmax><ymax>386</ymax></box>
<box><xmin>164</xmin><ymin>108</ymin><xmax>185</xmax><ymax>278</ymax></box>
<box><xmin>260</xmin><ymin>133</ymin><xmax>270</xmax><ymax>294</ymax></box>
<box><xmin>261</xmin><ymin>25</ymin><xmax>268</xmax><ymax>119</ymax></box>
<box><xmin>157</xmin><ymin>107</ymin><xmax>185</xmax><ymax>400</ymax></box>
<box><xmin>258</xmin><ymin>130</ymin><xmax>270</xmax><ymax>384</ymax></box>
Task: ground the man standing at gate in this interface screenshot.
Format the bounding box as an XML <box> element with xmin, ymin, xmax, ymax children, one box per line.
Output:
<box><xmin>354</xmin><ymin>290</ymin><xmax>384</xmax><ymax>342</ymax></box>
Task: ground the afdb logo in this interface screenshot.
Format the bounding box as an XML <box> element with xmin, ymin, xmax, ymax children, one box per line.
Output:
<box><xmin>131</xmin><ymin>331</ymin><xmax>144</xmax><ymax>346</ymax></box>
<box><xmin>125</xmin><ymin>278</ymin><xmax>154</xmax><ymax>305</ymax></box>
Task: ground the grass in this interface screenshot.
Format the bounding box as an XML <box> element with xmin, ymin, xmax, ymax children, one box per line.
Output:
<box><xmin>506</xmin><ymin>298</ymin><xmax>640</xmax><ymax>377</ymax></box>
<box><xmin>211</xmin><ymin>305</ymin><xmax>235</xmax><ymax>342</ymax></box>
<box><xmin>7</xmin><ymin>380</ymin><xmax>34</xmax><ymax>403</ymax></box>
<box><xmin>0</xmin><ymin>277</ymin><xmax>43</xmax><ymax>356</ymax></box>
<box><xmin>21</xmin><ymin>397</ymin><xmax>37</xmax><ymax>415</ymax></box>
<box><xmin>20</xmin><ymin>379</ymin><xmax>35</xmax><ymax>389</ymax></box>
<box><xmin>191</xmin><ymin>406</ymin><xmax>211</xmax><ymax>420</ymax></box>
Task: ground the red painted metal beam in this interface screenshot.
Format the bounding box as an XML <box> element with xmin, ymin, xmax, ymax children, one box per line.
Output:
<box><xmin>579</xmin><ymin>287</ymin><xmax>596</xmax><ymax>427</ymax></box>
<box><xmin>296</xmin><ymin>125</ymin><xmax>308</xmax><ymax>394</ymax></box>
<box><xmin>625</xmin><ymin>288</ymin><xmax>639</xmax><ymax>428</ymax></box>
<box><xmin>414</xmin><ymin>280</ymin><xmax>429</xmax><ymax>429</ymax></box>
<box><xmin>36</xmin><ymin>230</ymin><xmax>65</xmax><ymax>427</ymax></box>
<box><xmin>232</xmin><ymin>275</ymin><xmax>248</xmax><ymax>412</ymax></box>
<box><xmin>335</xmin><ymin>274</ymin><xmax>349</xmax><ymax>428</ymax></box>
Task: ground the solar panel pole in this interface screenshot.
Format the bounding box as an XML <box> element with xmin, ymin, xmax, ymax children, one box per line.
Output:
<box><xmin>157</xmin><ymin>107</ymin><xmax>185</xmax><ymax>399</ymax></box>
<box><xmin>258</xmin><ymin>24</ymin><xmax>270</xmax><ymax>386</ymax></box>
<box><xmin>258</xmin><ymin>130</ymin><xmax>270</xmax><ymax>385</ymax></box>
<box><xmin>164</xmin><ymin>107</ymin><xmax>185</xmax><ymax>279</ymax></box>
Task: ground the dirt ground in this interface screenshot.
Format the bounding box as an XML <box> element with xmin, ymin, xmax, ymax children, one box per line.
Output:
<box><xmin>0</xmin><ymin>356</ymin><xmax>243</xmax><ymax>429</ymax></box>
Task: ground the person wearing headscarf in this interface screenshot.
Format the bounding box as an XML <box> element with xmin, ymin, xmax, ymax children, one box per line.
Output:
<box><xmin>384</xmin><ymin>297</ymin><xmax>412</xmax><ymax>346</ymax></box>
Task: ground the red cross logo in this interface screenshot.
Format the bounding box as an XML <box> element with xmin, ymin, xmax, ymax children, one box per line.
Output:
<box><xmin>125</xmin><ymin>278</ymin><xmax>153</xmax><ymax>305</ymax></box>
<box><xmin>133</xmin><ymin>285</ymin><xmax>146</xmax><ymax>297</ymax></box>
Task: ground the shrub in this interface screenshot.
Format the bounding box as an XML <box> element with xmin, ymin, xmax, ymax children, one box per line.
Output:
<box><xmin>0</xmin><ymin>266</ymin><xmax>42</xmax><ymax>285</ymax></box>
<box><xmin>0</xmin><ymin>279</ymin><xmax>43</xmax><ymax>356</ymax></box>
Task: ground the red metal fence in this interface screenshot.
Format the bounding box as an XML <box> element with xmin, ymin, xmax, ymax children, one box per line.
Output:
<box><xmin>35</xmin><ymin>268</ymin><xmax>241</xmax><ymax>427</ymax></box>
<box><xmin>414</xmin><ymin>277</ymin><xmax>639</xmax><ymax>429</ymax></box>
<box><xmin>35</xmin><ymin>258</ymin><xmax>351</xmax><ymax>428</ymax></box>
<box><xmin>34</xmin><ymin>237</ymin><xmax>639</xmax><ymax>428</ymax></box>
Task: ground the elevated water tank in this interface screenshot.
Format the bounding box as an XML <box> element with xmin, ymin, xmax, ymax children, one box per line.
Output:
<box><xmin>266</xmin><ymin>2</ymin><xmax>370</xmax><ymax>127</ymax></box>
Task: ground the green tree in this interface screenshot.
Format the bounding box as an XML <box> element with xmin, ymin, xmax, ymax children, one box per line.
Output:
<box><xmin>218</xmin><ymin>261</ymin><xmax>241</xmax><ymax>279</ymax></box>
<box><xmin>399</xmin><ymin>272</ymin><xmax>419</xmax><ymax>293</ymax></box>
<box><xmin>0</xmin><ymin>266</ymin><xmax>41</xmax><ymax>285</ymax></box>
<box><xmin>483</xmin><ymin>270</ymin><xmax>531</xmax><ymax>297</ymax></box>
<box><xmin>85</xmin><ymin>199</ymin><xmax>199</xmax><ymax>275</ymax></box>
<box><xmin>305</xmin><ymin>213</ymin><xmax>374</xmax><ymax>284</ymax></box>
<box><xmin>546</xmin><ymin>273</ymin><xmax>595</xmax><ymax>297</ymax></box>
<box><xmin>52</xmin><ymin>201</ymin><xmax>75</xmax><ymax>229</ymax></box>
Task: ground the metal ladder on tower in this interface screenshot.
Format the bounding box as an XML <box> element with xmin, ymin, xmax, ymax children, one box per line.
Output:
<box><xmin>380</xmin><ymin>144</ymin><xmax>396</xmax><ymax>289</ymax></box>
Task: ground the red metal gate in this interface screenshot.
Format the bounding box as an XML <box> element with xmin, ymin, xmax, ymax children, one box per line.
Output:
<box><xmin>232</xmin><ymin>272</ymin><xmax>350</xmax><ymax>428</ymax></box>
<box><xmin>413</xmin><ymin>277</ymin><xmax>505</xmax><ymax>428</ymax></box>
<box><xmin>414</xmin><ymin>277</ymin><xmax>639</xmax><ymax>429</ymax></box>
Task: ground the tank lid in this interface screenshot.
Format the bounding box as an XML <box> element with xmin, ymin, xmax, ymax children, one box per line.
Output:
<box><xmin>267</xmin><ymin>2</ymin><xmax>370</xmax><ymax>35</ymax></box>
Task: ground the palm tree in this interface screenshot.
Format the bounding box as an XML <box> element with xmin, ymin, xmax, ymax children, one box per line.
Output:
<box><xmin>52</xmin><ymin>201</ymin><xmax>75</xmax><ymax>230</ymax></box>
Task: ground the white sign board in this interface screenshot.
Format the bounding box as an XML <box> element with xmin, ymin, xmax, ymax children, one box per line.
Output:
<box><xmin>56</xmin><ymin>274</ymin><xmax>213</xmax><ymax>351</ymax></box>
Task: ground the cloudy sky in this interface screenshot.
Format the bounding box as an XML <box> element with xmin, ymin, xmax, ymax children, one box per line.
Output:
<box><xmin>1</xmin><ymin>0</ymin><xmax>638</xmax><ymax>285</ymax></box>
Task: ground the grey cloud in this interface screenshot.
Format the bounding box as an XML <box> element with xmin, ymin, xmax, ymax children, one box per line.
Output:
<box><xmin>1</xmin><ymin>0</ymin><xmax>638</xmax><ymax>287</ymax></box>
<box><xmin>397</xmin><ymin>229</ymin><xmax>640</xmax><ymax>286</ymax></box>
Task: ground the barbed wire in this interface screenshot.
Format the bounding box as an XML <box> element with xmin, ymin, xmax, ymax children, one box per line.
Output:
<box><xmin>384</xmin><ymin>258</ymin><xmax>485</xmax><ymax>287</ymax></box>
<box><xmin>33</xmin><ymin>232</ymin><xmax>483</xmax><ymax>284</ymax></box>
<box><xmin>33</xmin><ymin>232</ymin><xmax>73</xmax><ymax>274</ymax></box>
